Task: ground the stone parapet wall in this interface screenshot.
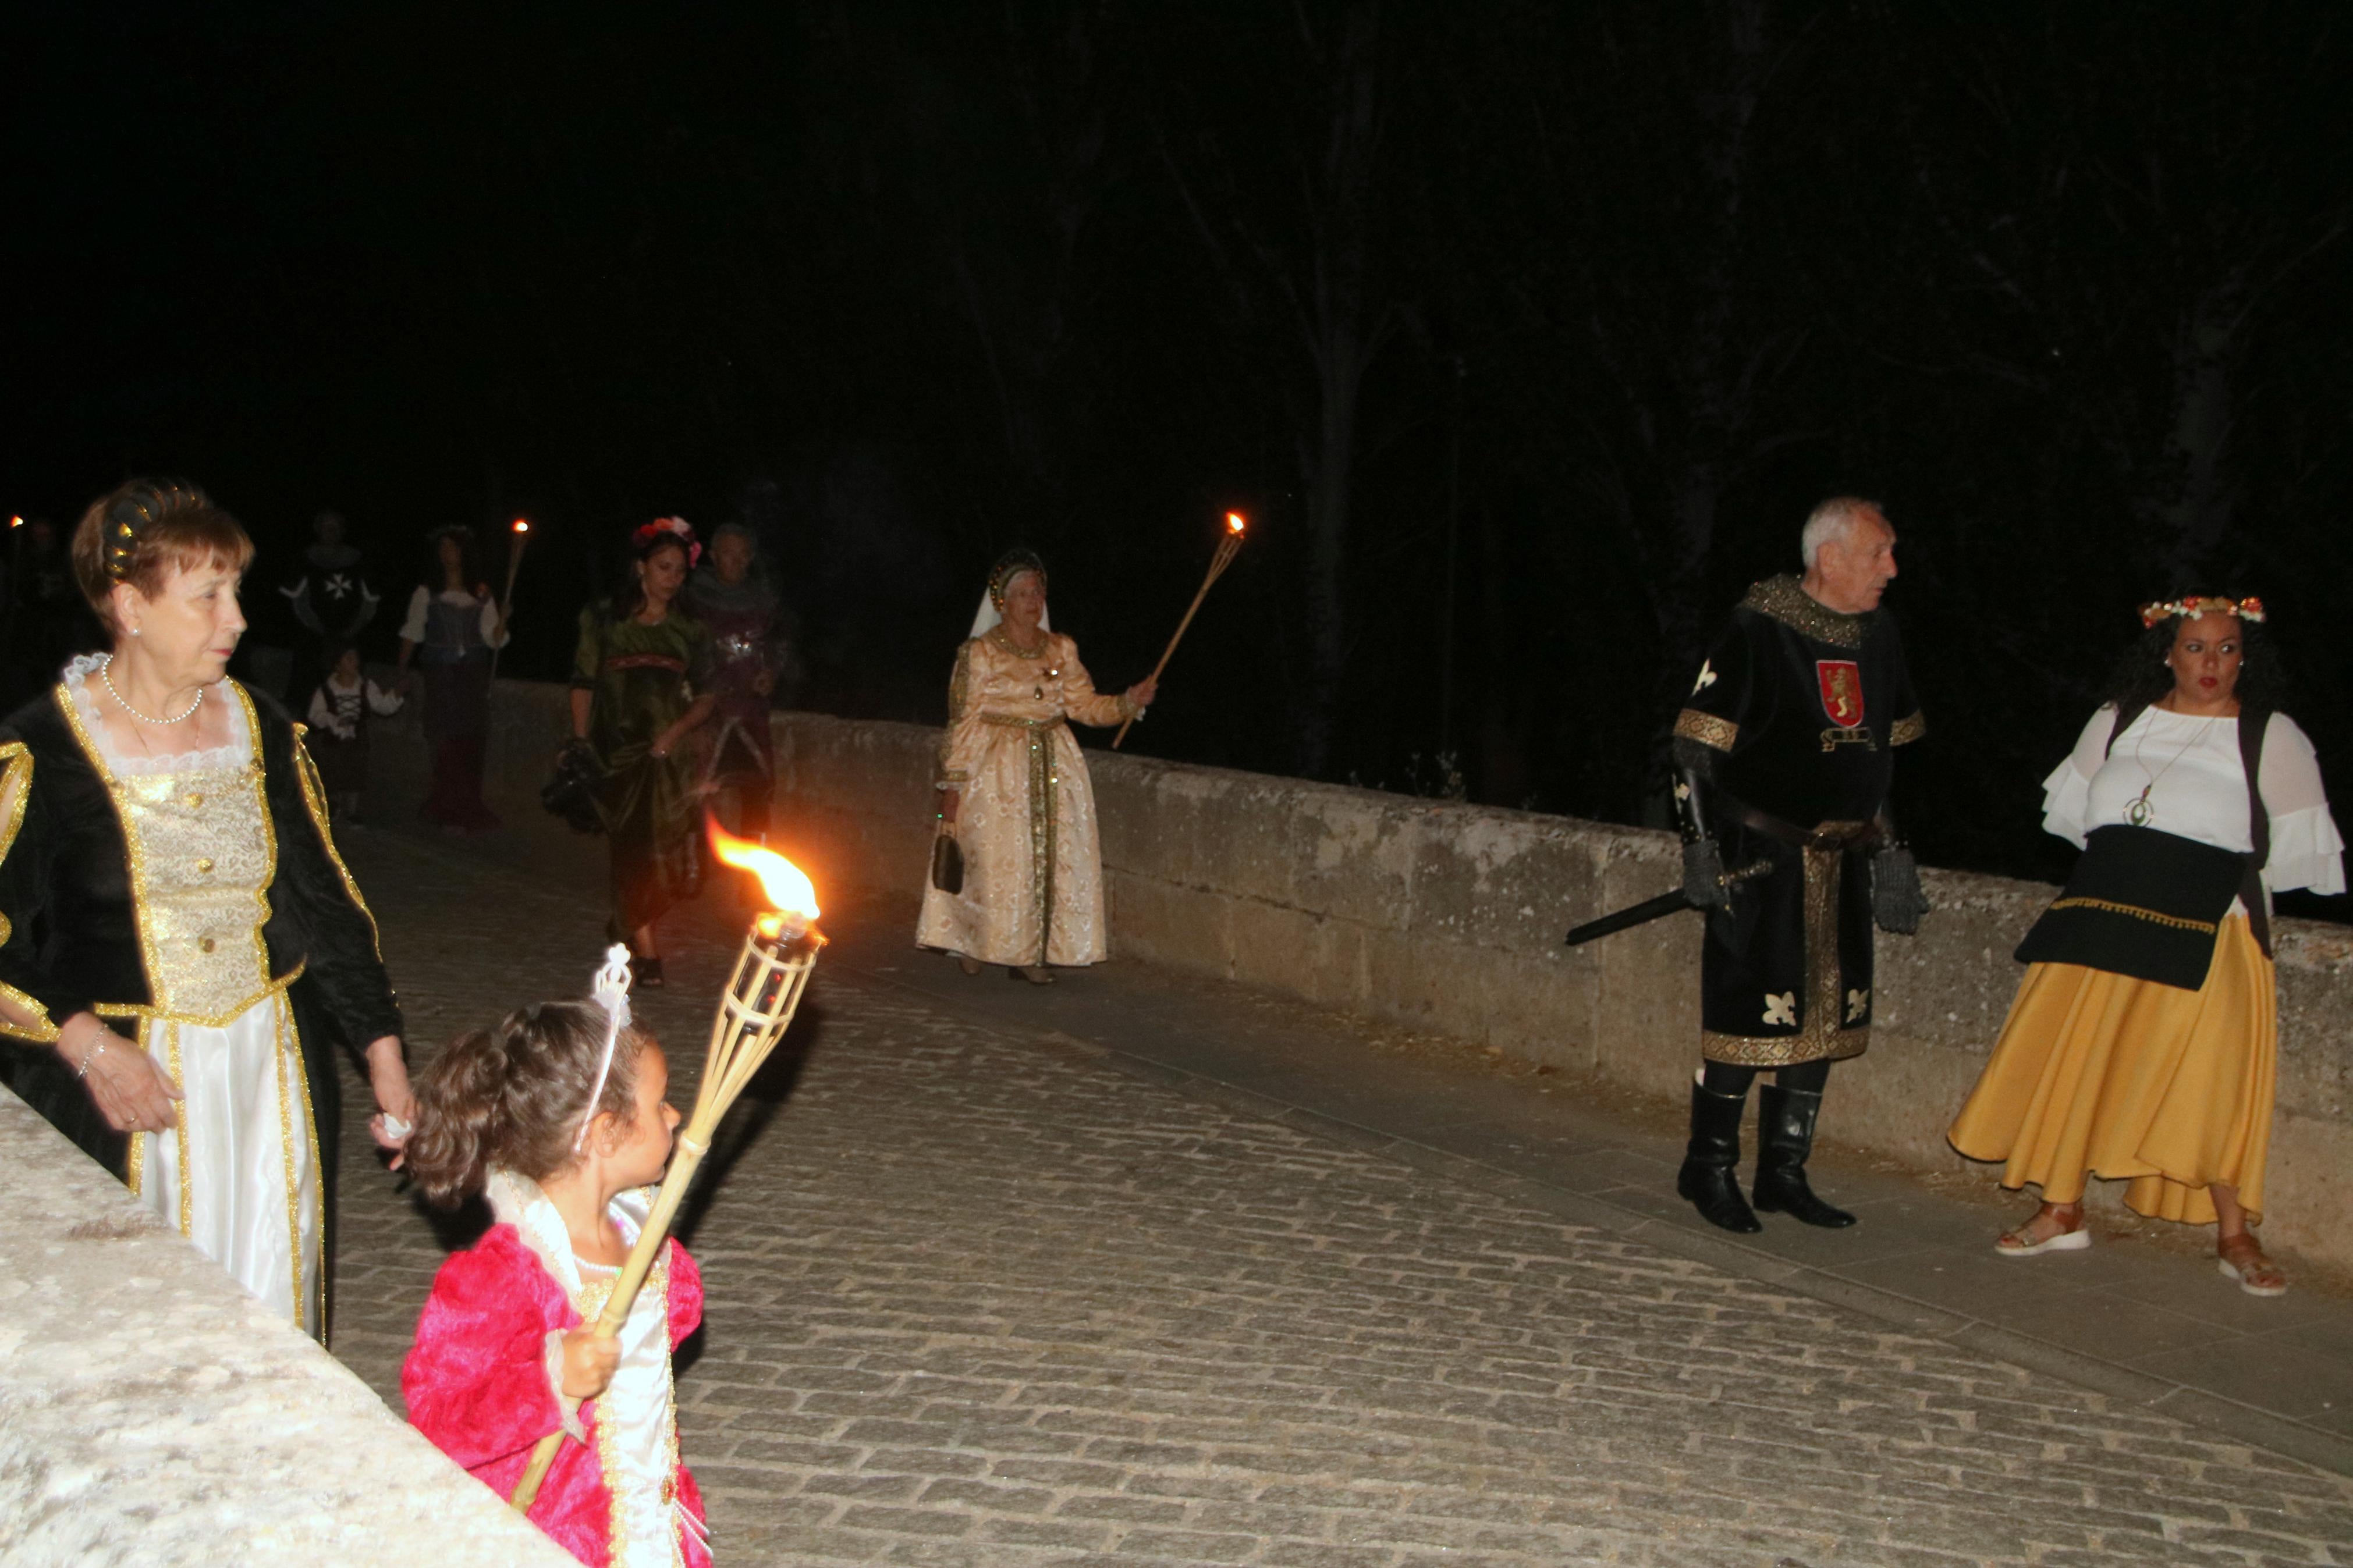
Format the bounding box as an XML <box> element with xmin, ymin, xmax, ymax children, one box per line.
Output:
<box><xmin>431</xmin><ymin>683</ymin><xmax>2353</xmax><ymax>1273</ymax></box>
<box><xmin>0</xmin><ymin>1084</ymin><xmax>576</xmax><ymax>1566</ymax></box>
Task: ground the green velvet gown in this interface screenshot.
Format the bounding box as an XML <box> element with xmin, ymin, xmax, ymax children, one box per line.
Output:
<box><xmin>571</xmin><ymin>605</ymin><xmax>713</xmax><ymax>934</ymax></box>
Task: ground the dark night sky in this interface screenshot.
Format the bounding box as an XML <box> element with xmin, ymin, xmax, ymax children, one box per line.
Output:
<box><xmin>8</xmin><ymin>3</ymin><xmax>2350</xmax><ymax>905</ymax></box>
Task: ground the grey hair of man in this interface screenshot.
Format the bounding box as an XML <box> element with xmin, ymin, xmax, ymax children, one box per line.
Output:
<box><xmin>1799</xmin><ymin>496</ymin><xmax>1883</xmax><ymax>569</ymax></box>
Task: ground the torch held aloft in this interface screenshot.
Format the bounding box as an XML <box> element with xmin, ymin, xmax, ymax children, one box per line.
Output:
<box><xmin>1112</xmin><ymin>514</ymin><xmax>1245</xmax><ymax>750</ymax></box>
<box><xmin>510</xmin><ymin>861</ymin><xmax>822</xmax><ymax>1513</ymax></box>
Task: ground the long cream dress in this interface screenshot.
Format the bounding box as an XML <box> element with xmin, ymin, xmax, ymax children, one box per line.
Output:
<box><xmin>916</xmin><ymin>627</ymin><xmax>1136</xmax><ymax>968</ymax></box>
<box><xmin>67</xmin><ymin>659</ymin><xmax>324</xmax><ymax>1329</ymax></box>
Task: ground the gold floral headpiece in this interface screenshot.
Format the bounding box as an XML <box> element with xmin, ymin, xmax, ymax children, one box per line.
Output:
<box><xmin>986</xmin><ymin>548</ymin><xmax>1048</xmax><ymax>610</ymax></box>
<box><xmin>2139</xmin><ymin>595</ymin><xmax>2265</xmax><ymax>629</ymax></box>
<box><xmin>102</xmin><ymin>482</ymin><xmax>204</xmax><ymax>582</ymax></box>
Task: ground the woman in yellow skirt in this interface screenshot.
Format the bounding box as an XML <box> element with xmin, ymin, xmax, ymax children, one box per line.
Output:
<box><xmin>1949</xmin><ymin>596</ymin><xmax>2340</xmax><ymax>1295</ymax></box>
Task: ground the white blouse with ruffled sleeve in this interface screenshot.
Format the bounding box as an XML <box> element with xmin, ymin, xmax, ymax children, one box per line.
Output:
<box><xmin>2042</xmin><ymin>704</ymin><xmax>2344</xmax><ymax>897</ymax></box>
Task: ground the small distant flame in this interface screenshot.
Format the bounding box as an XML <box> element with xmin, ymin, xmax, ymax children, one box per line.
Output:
<box><xmin>708</xmin><ymin>819</ymin><xmax>819</xmax><ymax>935</ymax></box>
<box><xmin>8</xmin><ymin>516</ymin><xmax>22</xmax><ymax>530</ymax></box>
<box><xmin>1225</xmin><ymin>512</ymin><xmax>1246</xmax><ymax>535</ymax></box>
<box><xmin>512</xmin><ymin>518</ymin><xmax>530</xmax><ymax>534</ymax></box>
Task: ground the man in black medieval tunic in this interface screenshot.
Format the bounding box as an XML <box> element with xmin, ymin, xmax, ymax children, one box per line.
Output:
<box><xmin>1669</xmin><ymin>497</ymin><xmax>1928</xmax><ymax>1232</ymax></box>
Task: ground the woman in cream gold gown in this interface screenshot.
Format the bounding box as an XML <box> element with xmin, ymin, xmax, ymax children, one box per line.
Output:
<box><xmin>917</xmin><ymin>551</ymin><xmax>1155</xmax><ymax>983</ymax></box>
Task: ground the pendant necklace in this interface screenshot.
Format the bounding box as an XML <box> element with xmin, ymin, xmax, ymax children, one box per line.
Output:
<box><xmin>2125</xmin><ymin>710</ymin><xmax>2206</xmax><ymax>827</ymax></box>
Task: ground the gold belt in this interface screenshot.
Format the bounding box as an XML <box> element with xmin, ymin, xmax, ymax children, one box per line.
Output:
<box><xmin>979</xmin><ymin>713</ymin><xmax>1066</xmax><ymax>730</ymax></box>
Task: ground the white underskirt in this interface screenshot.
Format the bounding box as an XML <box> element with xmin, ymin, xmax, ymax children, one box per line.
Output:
<box><xmin>126</xmin><ymin>990</ymin><xmax>321</xmax><ymax>1335</ymax></box>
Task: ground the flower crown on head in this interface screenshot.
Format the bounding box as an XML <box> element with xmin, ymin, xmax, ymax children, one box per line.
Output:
<box><xmin>2139</xmin><ymin>595</ymin><xmax>2266</xmax><ymax>629</ymax></box>
<box><xmin>633</xmin><ymin>515</ymin><xmax>700</xmax><ymax>568</ymax></box>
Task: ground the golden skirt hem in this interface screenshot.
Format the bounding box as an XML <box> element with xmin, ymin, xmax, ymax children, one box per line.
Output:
<box><xmin>1947</xmin><ymin>914</ymin><xmax>2274</xmax><ymax>1227</ymax></box>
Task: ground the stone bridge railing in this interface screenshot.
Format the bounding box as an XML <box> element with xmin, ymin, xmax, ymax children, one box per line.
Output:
<box><xmin>0</xmin><ymin>1083</ymin><xmax>576</xmax><ymax>1565</ymax></box>
<box><xmin>408</xmin><ymin>682</ymin><xmax>2353</xmax><ymax>1277</ymax></box>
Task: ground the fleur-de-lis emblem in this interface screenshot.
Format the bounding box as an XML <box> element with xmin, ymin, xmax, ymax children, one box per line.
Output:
<box><xmin>1762</xmin><ymin>992</ymin><xmax>1798</xmax><ymax>1028</ymax></box>
<box><xmin>1846</xmin><ymin>987</ymin><xmax>1870</xmax><ymax>1022</ymax></box>
<box><xmin>1673</xmin><ymin>780</ymin><xmax>1691</xmax><ymax>802</ymax></box>
<box><xmin>1692</xmin><ymin>660</ymin><xmax>1717</xmax><ymax>694</ymax></box>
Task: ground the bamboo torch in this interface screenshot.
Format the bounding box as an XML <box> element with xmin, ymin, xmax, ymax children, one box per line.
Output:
<box><xmin>509</xmin><ymin>824</ymin><xmax>824</xmax><ymax>1512</ymax></box>
<box><xmin>489</xmin><ymin>518</ymin><xmax>529</xmax><ymax>680</ymax></box>
<box><xmin>1111</xmin><ymin>511</ymin><xmax>1246</xmax><ymax>750</ymax></box>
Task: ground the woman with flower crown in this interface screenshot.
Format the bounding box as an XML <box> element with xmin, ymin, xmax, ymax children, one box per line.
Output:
<box><xmin>0</xmin><ymin>480</ymin><xmax>411</xmax><ymax>1341</ymax></box>
<box><xmin>1949</xmin><ymin>596</ymin><xmax>2341</xmax><ymax>1295</ymax></box>
<box><xmin>568</xmin><ymin>519</ymin><xmax>715</xmax><ymax>988</ymax></box>
<box><xmin>918</xmin><ymin>549</ymin><xmax>1155</xmax><ymax>983</ymax></box>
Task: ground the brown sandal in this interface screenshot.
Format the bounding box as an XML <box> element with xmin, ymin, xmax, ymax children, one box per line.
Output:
<box><xmin>2218</xmin><ymin>1235</ymin><xmax>2287</xmax><ymax>1297</ymax></box>
<box><xmin>1994</xmin><ymin>1203</ymin><xmax>2089</xmax><ymax>1257</ymax></box>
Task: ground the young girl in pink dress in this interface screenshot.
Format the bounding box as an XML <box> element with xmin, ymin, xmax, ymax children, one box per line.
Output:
<box><xmin>401</xmin><ymin>961</ymin><xmax>709</xmax><ymax>1567</ymax></box>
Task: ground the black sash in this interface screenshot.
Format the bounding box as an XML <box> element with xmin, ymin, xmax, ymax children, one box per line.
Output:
<box><xmin>2013</xmin><ymin>824</ymin><xmax>2246</xmax><ymax>989</ymax></box>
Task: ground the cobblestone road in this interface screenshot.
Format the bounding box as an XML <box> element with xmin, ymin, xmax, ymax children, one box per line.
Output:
<box><xmin>326</xmin><ymin>831</ymin><xmax>2353</xmax><ymax>1566</ymax></box>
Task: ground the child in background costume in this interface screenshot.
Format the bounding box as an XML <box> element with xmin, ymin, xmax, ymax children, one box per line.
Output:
<box><xmin>304</xmin><ymin>643</ymin><xmax>404</xmax><ymax>823</ymax></box>
<box><xmin>401</xmin><ymin>960</ymin><xmax>709</xmax><ymax>1567</ymax></box>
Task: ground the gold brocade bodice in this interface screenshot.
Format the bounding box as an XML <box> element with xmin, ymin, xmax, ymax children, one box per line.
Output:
<box><xmin>112</xmin><ymin>758</ymin><xmax>276</xmax><ymax>1020</ymax></box>
<box><xmin>58</xmin><ymin>667</ymin><xmax>281</xmax><ymax>1023</ymax></box>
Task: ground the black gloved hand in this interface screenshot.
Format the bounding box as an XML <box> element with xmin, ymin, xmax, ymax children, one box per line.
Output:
<box><xmin>1873</xmin><ymin>845</ymin><xmax>1927</xmax><ymax>934</ymax></box>
<box><xmin>1681</xmin><ymin>837</ymin><xmax>1731</xmax><ymax>913</ymax></box>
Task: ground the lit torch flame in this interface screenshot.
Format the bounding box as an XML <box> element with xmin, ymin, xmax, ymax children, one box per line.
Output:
<box><xmin>707</xmin><ymin>819</ymin><xmax>820</xmax><ymax>940</ymax></box>
<box><xmin>1226</xmin><ymin>512</ymin><xmax>1245</xmax><ymax>535</ymax></box>
<box><xmin>512</xmin><ymin>518</ymin><xmax>530</xmax><ymax>534</ymax></box>
<box><xmin>8</xmin><ymin>516</ymin><xmax>22</xmax><ymax>530</ymax></box>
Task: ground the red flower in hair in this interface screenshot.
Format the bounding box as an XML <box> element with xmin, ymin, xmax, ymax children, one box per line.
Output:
<box><xmin>633</xmin><ymin>515</ymin><xmax>701</xmax><ymax>568</ymax></box>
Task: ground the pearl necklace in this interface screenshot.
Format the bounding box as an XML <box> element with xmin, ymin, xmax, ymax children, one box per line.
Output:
<box><xmin>100</xmin><ymin>656</ymin><xmax>205</xmax><ymax>724</ymax></box>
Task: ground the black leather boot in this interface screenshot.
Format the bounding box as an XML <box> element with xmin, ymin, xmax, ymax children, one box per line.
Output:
<box><xmin>1676</xmin><ymin>1083</ymin><xmax>1762</xmax><ymax>1232</ymax></box>
<box><xmin>1752</xmin><ymin>1083</ymin><xmax>1856</xmax><ymax>1228</ymax></box>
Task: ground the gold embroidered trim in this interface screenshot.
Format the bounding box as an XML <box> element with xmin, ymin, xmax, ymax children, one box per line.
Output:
<box><xmin>1674</xmin><ymin>709</ymin><xmax>1738</xmax><ymax>752</ymax></box>
<box><xmin>1027</xmin><ymin>726</ymin><xmax>1059</xmax><ymax>966</ymax></box>
<box><xmin>289</xmin><ymin>722</ymin><xmax>382</xmax><ymax>959</ymax></box>
<box><xmin>985</xmin><ymin>626</ymin><xmax>1050</xmax><ymax>660</ymax></box>
<box><xmin>1701</xmin><ymin>1026</ymin><xmax>1871</xmax><ymax>1068</ymax></box>
<box><xmin>127</xmin><ymin>1110</ymin><xmax>143</xmax><ymax>1196</ymax></box>
<box><xmin>53</xmin><ymin>683</ymin><xmax>165</xmax><ymax>1003</ymax></box>
<box><xmin>1701</xmin><ymin>823</ymin><xmax>1873</xmax><ymax>1069</ymax></box>
<box><xmin>0</xmin><ymin>741</ymin><xmax>31</xmax><ymax>950</ymax></box>
<box><xmin>274</xmin><ymin>990</ymin><xmax>304</xmax><ymax>1335</ymax></box>
<box><xmin>575</xmin><ymin>1244</ymin><xmax>677</xmax><ymax>1559</ymax></box>
<box><xmin>290</xmin><ymin>1011</ymin><xmax>326</xmax><ymax>1346</ymax></box>
<box><xmin>87</xmin><ymin>965</ymin><xmax>307</xmax><ymax>1030</ymax></box>
<box><xmin>981</xmin><ymin>713</ymin><xmax>1068</xmax><ymax>730</ymax></box>
<box><xmin>0</xmin><ymin>980</ymin><xmax>59</xmax><ymax>1043</ymax></box>
<box><xmin>1801</xmin><ymin>840</ymin><xmax>1847</xmax><ymax>1058</ymax></box>
<box><xmin>1889</xmin><ymin>711</ymin><xmax>1927</xmax><ymax>746</ymax></box>
<box><xmin>2047</xmin><ymin>896</ymin><xmax>2217</xmax><ymax>934</ymax></box>
<box><xmin>1742</xmin><ymin>574</ymin><xmax>1865</xmax><ymax>649</ymax></box>
<box><xmin>169</xmin><ymin>1020</ymin><xmax>190</xmax><ymax>1238</ymax></box>
<box><xmin>940</xmin><ymin>641</ymin><xmax>974</xmax><ymax>773</ymax></box>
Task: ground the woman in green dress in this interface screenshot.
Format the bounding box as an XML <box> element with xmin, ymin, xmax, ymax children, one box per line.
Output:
<box><xmin>569</xmin><ymin>518</ymin><xmax>715</xmax><ymax>986</ymax></box>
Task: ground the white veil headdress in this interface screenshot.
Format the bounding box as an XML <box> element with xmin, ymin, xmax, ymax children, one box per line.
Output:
<box><xmin>967</xmin><ymin>549</ymin><xmax>1052</xmax><ymax>638</ymax></box>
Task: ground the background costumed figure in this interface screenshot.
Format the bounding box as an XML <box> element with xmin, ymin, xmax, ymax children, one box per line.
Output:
<box><xmin>918</xmin><ymin>550</ymin><xmax>1155</xmax><ymax>983</ymax></box>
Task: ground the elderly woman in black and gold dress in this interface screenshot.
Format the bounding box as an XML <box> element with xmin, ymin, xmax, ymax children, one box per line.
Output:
<box><xmin>917</xmin><ymin>550</ymin><xmax>1155</xmax><ymax>983</ymax></box>
<box><xmin>0</xmin><ymin>480</ymin><xmax>410</xmax><ymax>1340</ymax></box>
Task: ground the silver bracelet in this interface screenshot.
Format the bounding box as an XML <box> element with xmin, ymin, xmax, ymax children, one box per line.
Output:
<box><xmin>75</xmin><ymin>1037</ymin><xmax>107</xmax><ymax>1079</ymax></box>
